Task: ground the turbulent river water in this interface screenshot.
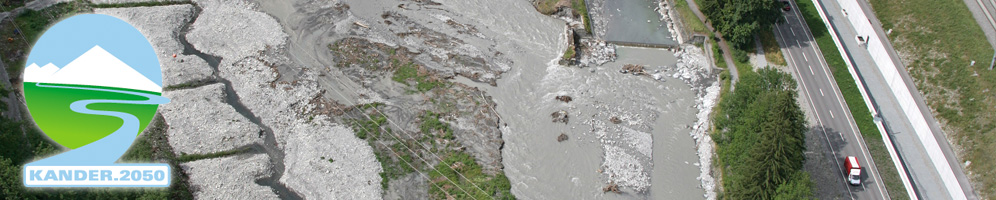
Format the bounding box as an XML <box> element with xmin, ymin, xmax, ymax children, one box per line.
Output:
<box><xmin>248</xmin><ymin>0</ymin><xmax>706</xmax><ymax>198</ymax></box>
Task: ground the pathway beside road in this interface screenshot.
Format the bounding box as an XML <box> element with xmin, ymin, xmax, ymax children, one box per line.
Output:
<box><xmin>682</xmin><ymin>0</ymin><xmax>738</xmax><ymax>86</ymax></box>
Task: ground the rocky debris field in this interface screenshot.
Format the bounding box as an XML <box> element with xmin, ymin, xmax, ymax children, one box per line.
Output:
<box><xmin>160</xmin><ymin>83</ymin><xmax>262</xmax><ymax>155</ymax></box>
<box><xmin>181</xmin><ymin>153</ymin><xmax>279</xmax><ymax>199</ymax></box>
<box><xmin>74</xmin><ymin>0</ymin><xmax>721</xmax><ymax>199</ymax></box>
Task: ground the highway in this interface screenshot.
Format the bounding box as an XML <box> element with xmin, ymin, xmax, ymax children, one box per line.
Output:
<box><xmin>772</xmin><ymin>1</ymin><xmax>890</xmax><ymax>199</ymax></box>
<box><xmin>816</xmin><ymin>0</ymin><xmax>980</xmax><ymax>198</ymax></box>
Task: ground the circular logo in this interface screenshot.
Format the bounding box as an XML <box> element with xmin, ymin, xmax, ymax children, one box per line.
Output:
<box><xmin>23</xmin><ymin>14</ymin><xmax>164</xmax><ymax>150</ymax></box>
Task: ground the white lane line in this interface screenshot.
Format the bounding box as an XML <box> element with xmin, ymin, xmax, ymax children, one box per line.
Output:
<box><xmin>821</xmin><ymin>88</ymin><xmax>825</xmax><ymax>96</ymax></box>
<box><xmin>796</xmin><ymin>40</ymin><xmax>802</xmax><ymax>47</ymax></box>
<box><xmin>830</xmin><ymin>109</ymin><xmax>835</xmax><ymax>118</ymax></box>
<box><xmin>809</xmin><ymin>65</ymin><xmax>815</xmax><ymax>75</ymax></box>
<box><xmin>785</xmin><ymin>16</ymin><xmax>791</xmax><ymax>24</ymax></box>
<box><xmin>803</xmin><ymin>53</ymin><xmax>809</xmax><ymax>61</ymax></box>
<box><xmin>791</xmin><ymin>28</ymin><xmax>797</xmax><ymax>36</ymax></box>
<box><xmin>785</xmin><ymin>44</ymin><xmax>852</xmax><ymax>197</ymax></box>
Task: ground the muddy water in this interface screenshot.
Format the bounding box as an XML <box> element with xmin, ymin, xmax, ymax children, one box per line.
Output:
<box><xmin>250</xmin><ymin>0</ymin><xmax>703</xmax><ymax>198</ymax></box>
<box><xmin>482</xmin><ymin>44</ymin><xmax>704</xmax><ymax>199</ymax></box>
<box><xmin>602</xmin><ymin>0</ymin><xmax>676</xmax><ymax>45</ymax></box>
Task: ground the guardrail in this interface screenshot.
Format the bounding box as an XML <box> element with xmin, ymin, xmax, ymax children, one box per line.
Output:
<box><xmin>808</xmin><ymin>0</ymin><xmax>919</xmax><ymax>199</ymax></box>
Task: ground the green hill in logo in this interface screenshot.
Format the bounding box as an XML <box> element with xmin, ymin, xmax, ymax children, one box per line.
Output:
<box><xmin>24</xmin><ymin>83</ymin><xmax>159</xmax><ymax>149</ymax></box>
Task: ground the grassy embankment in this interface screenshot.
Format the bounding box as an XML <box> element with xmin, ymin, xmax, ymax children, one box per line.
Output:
<box><xmin>760</xmin><ymin>29</ymin><xmax>786</xmax><ymax>66</ymax></box>
<box><xmin>533</xmin><ymin>0</ymin><xmax>592</xmax><ymax>33</ymax></box>
<box><xmin>795</xmin><ymin>0</ymin><xmax>912</xmax><ymax>198</ymax></box>
<box><xmin>868</xmin><ymin>0</ymin><xmax>996</xmax><ymax>197</ymax></box>
<box><xmin>674</xmin><ymin>0</ymin><xmax>708</xmax><ymax>35</ymax></box>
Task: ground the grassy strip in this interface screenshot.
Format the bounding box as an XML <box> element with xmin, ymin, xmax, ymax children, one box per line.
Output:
<box><xmin>162</xmin><ymin>80</ymin><xmax>216</xmax><ymax>91</ymax></box>
<box><xmin>759</xmin><ymin>29</ymin><xmax>786</xmax><ymax>66</ymax></box>
<box><xmin>88</xmin><ymin>0</ymin><xmax>192</xmax><ymax>8</ymax></box>
<box><xmin>869</xmin><ymin>0</ymin><xmax>996</xmax><ymax>197</ymax></box>
<box><xmin>674</xmin><ymin>0</ymin><xmax>708</xmax><ymax>34</ymax></box>
<box><xmin>176</xmin><ymin>147</ymin><xmax>249</xmax><ymax>163</ymax></box>
<box><xmin>571</xmin><ymin>0</ymin><xmax>592</xmax><ymax>34</ymax></box>
<box><xmin>562</xmin><ymin>46</ymin><xmax>575</xmax><ymax>61</ymax></box>
<box><xmin>795</xmin><ymin>0</ymin><xmax>907</xmax><ymax>198</ymax></box>
<box><xmin>533</xmin><ymin>0</ymin><xmax>561</xmax><ymax>15</ymax></box>
<box><xmin>711</xmin><ymin>38</ymin><xmax>728</xmax><ymax>69</ymax></box>
<box><xmin>532</xmin><ymin>0</ymin><xmax>592</xmax><ymax>33</ymax></box>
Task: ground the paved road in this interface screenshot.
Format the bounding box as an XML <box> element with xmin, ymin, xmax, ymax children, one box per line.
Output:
<box><xmin>818</xmin><ymin>0</ymin><xmax>980</xmax><ymax>198</ymax></box>
<box><xmin>772</xmin><ymin>1</ymin><xmax>890</xmax><ymax>199</ymax></box>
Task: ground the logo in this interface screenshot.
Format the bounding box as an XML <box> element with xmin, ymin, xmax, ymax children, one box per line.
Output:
<box><xmin>21</xmin><ymin>14</ymin><xmax>170</xmax><ymax>187</ymax></box>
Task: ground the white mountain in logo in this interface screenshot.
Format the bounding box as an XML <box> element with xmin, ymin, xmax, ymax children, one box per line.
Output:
<box><xmin>23</xmin><ymin>45</ymin><xmax>162</xmax><ymax>93</ymax></box>
<box><xmin>23</xmin><ymin>63</ymin><xmax>59</xmax><ymax>83</ymax></box>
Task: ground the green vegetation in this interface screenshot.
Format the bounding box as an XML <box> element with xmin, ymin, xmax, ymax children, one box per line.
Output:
<box><xmin>712</xmin><ymin>67</ymin><xmax>813</xmax><ymax>199</ymax></box>
<box><xmin>699</xmin><ymin>0</ymin><xmax>782</xmax><ymax>49</ymax></box>
<box><xmin>868</xmin><ymin>0</ymin><xmax>996</xmax><ymax>197</ymax></box>
<box><xmin>532</xmin><ymin>0</ymin><xmax>592</xmax><ymax>33</ymax></box>
<box><xmin>562</xmin><ymin>46</ymin><xmax>576</xmax><ymax>61</ymax></box>
<box><xmin>759</xmin><ymin>29</ymin><xmax>786</xmax><ymax>66</ymax></box>
<box><xmin>176</xmin><ymin>147</ymin><xmax>249</xmax><ymax>163</ymax></box>
<box><xmin>420</xmin><ymin>111</ymin><xmax>455</xmax><ymax>140</ymax></box>
<box><xmin>571</xmin><ymin>0</ymin><xmax>592</xmax><ymax>34</ymax></box>
<box><xmin>429</xmin><ymin>151</ymin><xmax>513</xmax><ymax>200</ymax></box>
<box><xmin>0</xmin><ymin>0</ymin><xmax>27</xmax><ymax>12</ymax></box>
<box><xmin>0</xmin><ymin>2</ymin><xmax>85</xmax><ymax>76</ymax></box>
<box><xmin>711</xmin><ymin>38</ymin><xmax>728</xmax><ymax>69</ymax></box>
<box><xmin>163</xmin><ymin>81</ymin><xmax>213</xmax><ymax>91</ymax></box>
<box><xmin>532</xmin><ymin>0</ymin><xmax>562</xmax><ymax>15</ymax></box>
<box><xmin>391</xmin><ymin>61</ymin><xmax>445</xmax><ymax>92</ymax></box>
<box><xmin>794</xmin><ymin>0</ymin><xmax>908</xmax><ymax>198</ymax></box>
<box><xmin>350</xmin><ymin>99</ymin><xmax>513</xmax><ymax>199</ymax></box>
<box><xmin>674</xmin><ymin>0</ymin><xmax>708</xmax><ymax>34</ymax></box>
<box><xmin>350</xmin><ymin>110</ymin><xmax>388</xmax><ymax>140</ymax></box>
<box><xmin>349</xmin><ymin>104</ymin><xmax>417</xmax><ymax>190</ymax></box>
<box><xmin>391</xmin><ymin>61</ymin><xmax>418</xmax><ymax>84</ymax></box>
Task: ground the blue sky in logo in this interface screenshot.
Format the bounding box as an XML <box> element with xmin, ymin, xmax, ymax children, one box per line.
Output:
<box><xmin>26</xmin><ymin>14</ymin><xmax>162</xmax><ymax>86</ymax></box>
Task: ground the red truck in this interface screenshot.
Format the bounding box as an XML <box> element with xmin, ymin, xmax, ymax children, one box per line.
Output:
<box><xmin>846</xmin><ymin>156</ymin><xmax>862</xmax><ymax>185</ymax></box>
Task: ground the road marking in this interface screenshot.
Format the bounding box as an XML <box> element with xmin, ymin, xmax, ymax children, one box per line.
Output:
<box><xmin>809</xmin><ymin>65</ymin><xmax>815</xmax><ymax>75</ymax></box>
<box><xmin>785</xmin><ymin>16</ymin><xmax>790</xmax><ymax>24</ymax></box>
<box><xmin>791</xmin><ymin>28</ymin><xmax>797</xmax><ymax>36</ymax></box>
<box><xmin>821</xmin><ymin>88</ymin><xmax>825</xmax><ymax>96</ymax></box>
<box><xmin>830</xmin><ymin>109</ymin><xmax>835</xmax><ymax>118</ymax></box>
<box><xmin>796</xmin><ymin>40</ymin><xmax>802</xmax><ymax>47</ymax></box>
<box><xmin>803</xmin><ymin>53</ymin><xmax>809</xmax><ymax>61</ymax></box>
<box><xmin>784</xmin><ymin>44</ymin><xmax>852</xmax><ymax>198</ymax></box>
